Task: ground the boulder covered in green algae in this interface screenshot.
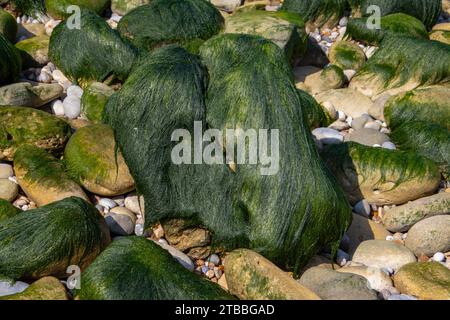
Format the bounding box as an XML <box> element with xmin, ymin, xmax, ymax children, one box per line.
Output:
<box><xmin>15</xmin><ymin>35</ymin><xmax>50</xmax><ymax>68</ymax></box>
<box><xmin>45</xmin><ymin>0</ymin><xmax>110</xmax><ymax>19</ymax></box>
<box><xmin>80</xmin><ymin>82</ymin><xmax>114</xmax><ymax>123</ymax></box>
<box><xmin>0</xmin><ymin>197</ymin><xmax>111</xmax><ymax>280</ymax></box>
<box><xmin>0</xmin><ymin>8</ymin><xmax>17</xmax><ymax>43</ymax></box>
<box><xmin>0</xmin><ymin>199</ymin><xmax>20</xmax><ymax>222</ymax></box>
<box><xmin>345</xmin><ymin>13</ymin><xmax>429</xmax><ymax>45</ymax></box>
<box><xmin>329</xmin><ymin>41</ymin><xmax>366</xmax><ymax>71</ymax></box>
<box><xmin>0</xmin><ymin>276</ymin><xmax>68</xmax><ymax>300</ymax></box>
<box><xmin>14</xmin><ymin>144</ymin><xmax>89</xmax><ymax>207</ymax></box>
<box><xmin>75</xmin><ymin>236</ymin><xmax>234</xmax><ymax>300</ymax></box>
<box><xmin>0</xmin><ymin>106</ymin><xmax>71</xmax><ymax>161</ymax></box>
<box><xmin>223</xmin><ymin>7</ymin><xmax>307</xmax><ymax>62</ymax></box>
<box><xmin>117</xmin><ymin>0</ymin><xmax>224</xmax><ymax>53</ymax></box>
<box><xmin>0</xmin><ymin>33</ymin><xmax>21</xmax><ymax>86</ymax></box>
<box><xmin>321</xmin><ymin>142</ymin><xmax>441</xmax><ymax>205</ymax></box>
<box><xmin>111</xmin><ymin>0</ymin><xmax>151</xmax><ymax>15</ymax></box>
<box><xmin>64</xmin><ymin>124</ymin><xmax>135</xmax><ymax>196</ymax></box>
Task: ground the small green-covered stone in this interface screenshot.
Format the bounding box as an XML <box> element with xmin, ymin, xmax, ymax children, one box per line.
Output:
<box><xmin>81</xmin><ymin>82</ymin><xmax>114</xmax><ymax>123</ymax></box>
<box><xmin>15</xmin><ymin>35</ymin><xmax>50</xmax><ymax>68</ymax></box>
<box><xmin>329</xmin><ymin>41</ymin><xmax>366</xmax><ymax>71</ymax></box>
<box><xmin>0</xmin><ymin>199</ymin><xmax>20</xmax><ymax>222</ymax></box>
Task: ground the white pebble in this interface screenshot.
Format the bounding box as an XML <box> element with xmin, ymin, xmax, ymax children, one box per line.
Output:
<box><xmin>51</xmin><ymin>100</ymin><xmax>65</xmax><ymax>116</ymax></box>
<box><xmin>372</xmin><ymin>144</ymin><xmax>382</xmax><ymax>148</ymax></box>
<box><xmin>0</xmin><ymin>163</ymin><xmax>14</xmax><ymax>179</ymax></box>
<box><xmin>338</xmin><ymin>110</ymin><xmax>346</xmax><ymax>121</ymax></box>
<box><xmin>312</xmin><ymin>127</ymin><xmax>344</xmax><ymax>145</ymax></box>
<box><xmin>22</xmin><ymin>205</ymin><xmax>29</xmax><ymax>211</ymax></box>
<box><xmin>52</xmin><ymin>69</ymin><xmax>69</xmax><ymax>83</ymax></box>
<box><xmin>345</xmin><ymin>116</ymin><xmax>353</xmax><ymax>126</ymax></box>
<box><xmin>382</xmin><ymin>141</ymin><xmax>396</xmax><ymax>150</ymax></box>
<box><xmin>63</xmin><ymin>96</ymin><xmax>81</xmax><ymax>119</ymax></box>
<box><xmin>386</xmin><ymin>235</ymin><xmax>394</xmax><ymax>241</ymax></box>
<box><xmin>67</xmin><ymin>85</ymin><xmax>84</xmax><ymax>98</ymax></box>
<box><xmin>432</xmin><ymin>252</ymin><xmax>445</xmax><ymax>262</ymax></box>
<box><xmin>38</xmin><ymin>71</ymin><xmax>52</xmax><ymax>83</ymax></box>
<box><xmin>98</xmin><ymin>198</ymin><xmax>117</xmax><ymax>210</ymax></box>
<box><xmin>135</xmin><ymin>223</ymin><xmax>144</xmax><ymax>236</ymax></box>
<box><xmin>207</xmin><ymin>254</ymin><xmax>220</xmax><ymax>266</ymax></box>
<box><xmin>158</xmin><ymin>238</ymin><xmax>168</xmax><ymax>245</ymax></box>
<box><xmin>343</xmin><ymin>69</ymin><xmax>356</xmax><ymax>82</ymax></box>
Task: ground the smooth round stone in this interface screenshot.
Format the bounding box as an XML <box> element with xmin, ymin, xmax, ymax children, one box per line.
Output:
<box><xmin>158</xmin><ymin>238</ymin><xmax>168</xmax><ymax>245</ymax></box>
<box><xmin>134</xmin><ymin>223</ymin><xmax>144</xmax><ymax>236</ymax></box>
<box><xmin>37</xmin><ymin>71</ymin><xmax>52</xmax><ymax>83</ymax></box>
<box><xmin>105</xmin><ymin>212</ymin><xmax>135</xmax><ymax>235</ymax></box>
<box><xmin>312</xmin><ymin>127</ymin><xmax>343</xmax><ymax>145</ymax></box>
<box><xmin>381</xmin><ymin>141</ymin><xmax>396</xmax><ymax>150</ymax></box>
<box><xmin>67</xmin><ymin>85</ymin><xmax>84</xmax><ymax>98</ymax></box>
<box><xmin>336</xmin><ymin>249</ymin><xmax>350</xmax><ymax>266</ymax></box>
<box><xmin>98</xmin><ymin>198</ymin><xmax>117</xmax><ymax>210</ymax></box>
<box><xmin>338</xmin><ymin>110</ymin><xmax>346</xmax><ymax>121</ymax></box>
<box><xmin>110</xmin><ymin>206</ymin><xmax>136</xmax><ymax>223</ymax></box>
<box><xmin>432</xmin><ymin>252</ymin><xmax>446</xmax><ymax>262</ymax></box>
<box><xmin>51</xmin><ymin>100</ymin><xmax>65</xmax><ymax>116</ymax></box>
<box><xmin>352</xmin><ymin>240</ymin><xmax>417</xmax><ymax>272</ymax></box>
<box><xmin>388</xmin><ymin>294</ymin><xmax>417</xmax><ymax>300</ymax></box>
<box><xmin>0</xmin><ymin>281</ymin><xmax>29</xmax><ymax>297</ymax></box>
<box><xmin>63</xmin><ymin>96</ymin><xmax>81</xmax><ymax>119</ymax></box>
<box><xmin>339</xmin><ymin>17</ymin><xmax>348</xmax><ymax>27</ymax></box>
<box><xmin>124</xmin><ymin>193</ymin><xmax>144</xmax><ymax>215</ymax></box>
<box><xmin>364</xmin><ymin>121</ymin><xmax>381</xmax><ymax>131</ymax></box>
<box><xmin>344</xmin><ymin>128</ymin><xmax>390</xmax><ymax>146</ymax></box>
<box><xmin>51</xmin><ymin>69</ymin><xmax>69</xmax><ymax>83</ymax></box>
<box><xmin>322</xmin><ymin>101</ymin><xmax>337</xmax><ymax>119</ymax></box>
<box><xmin>207</xmin><ymin>254</ymin><xmax>220</xmax><ymax>266</ymax></box>
<box><xmin>351</xmin><ymin>115</ymin><xmax>371</xmax><ymax>130</ymax></box>
<box><xmin>405</xmin><ymin>215</ymin><xmax>450</xmax><ymax>257</ymax></box>
<box><xmin>0</xmin><ymin>163</ymin><xmax>14</xmax><ymax>179</ymax></box>
<box><xmin>337</xmin><ymin>265</ymin><xmax>393</xmax><ymax>292</ymax></box>
<box><xmin>155</xmin><ymin>240</ymin><xmax>195</xmax><ymax>271</ymax></box>
<box><xmin>0</xmin><ymin>178</ymin><xmax>18</xmax><ymax>202</ymax></box>
<box><xmin>343</xmin><ymin>69</ymin><xmax>357</xmax><ymax>82</ymax></box>
<box><xmin>353</xmin><ymin>199</ymin><xmax>371</xmax><ymax>217</ymax></box>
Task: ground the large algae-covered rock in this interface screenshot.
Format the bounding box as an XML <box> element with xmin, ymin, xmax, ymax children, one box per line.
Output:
<box><xmin>0</xmin><ymin>106</ymin><xmax>71</xmax><ymax>161</ymax></box>
<box><xmin>80</xmin><ymin>82</ymin><xmax>114</xmax><ymax>123</ymax></box>
<box><xmin>0</xmin><ymin>277</ymin><xmax>67</xmax><ymax>300</ymax></box>
<box><xmin>382</xmin><ymin>193</ymin><xmax>450</xmax><ymax>233</ymax></box>
<box><xmin>357</xmin><ymin>0</ymin><xmax>441</xmax><ymax>30</ymax></box>
<box><xmin>104</xmin><ymin>36</ymin><xmax>351</xmax><ymax>274</ymax></box>
<box><xmin>345</xmin><ymin>13</ymin><xmax>428</xmax><ymax>45</ymax></box>
<box><xmin>224</xmin><ymin>249</ymin><xmax>320</xmax><ymax>300</ymax></box>
<box><xmin>76</xmin><ymin>236</ymin><xmax>233</xmax><ymax>300</ymax></box>
<box><xmin>15</xmin><ymin>35</ymin><xmax>50</xmax><ymax>68</ymax></box>
<box><xmin>0</xmin><ymin>199</ymin><xmax>20</xmax><ymax>221</ymax></box>
<box><xmin>0</xmin><ymin>197</ymin><xmax>111</xmax><ymax>280</ymax></box>
<box><xmin>112</xmin><ymin>0</ymin><xmax>151</xmax><ymax>15</ymax></box>
<box><xmin>350</xmin><ymin>36</ymin><xmax>450</xmax><ymax>98</ymax></box>
<box><xmin>281</xmin><ymin>0</ymin><xmax>348</xmax><ymax>28</ymax></box>
<box><xmin>117</xmin><ymin>0</ymin><xmax>224</xmax><ymax>53</ymax></box>
<box><xmin>384</xmin><ymin>86</ymin><xmax>450</xmax><ymax>131</ymax></box>
<box><xmin>329</xmin><ymin>41</ymin><xmax>366</xmax><ymax>71</ymax></box>
<box><xmin>45</xmin><ymin>0</ymin><xmax>111</xmax><ymax>19</ymax></box>
<box><xmin>321</xmin><ymin>142</ymin><xmax>441</xmax><ymax>205</ymax></box>
<box><xmin>14</xmin><ymin>144</ymin><xmax>89</xmax><ymax>206</ymax></box>
<box><xmin>224</xmin><ymin>8</ymin><xmax>307</xmax><ymax>61</ymax></box>
<box><xmin>298</xmin><ymin>266</ymin><xmax>378</xmax><ymax>300</ymax></box>
<box><xmin>0</xmin><ymin>34</ymin><xmax>21</xmax><ymax>86</ymax></box>
<box><xmin>49</xmin><ymin>8</ymin><xmax>137</xmax><ymax>86</ymax></box>
<box><xmin>0</xmin><ymin>8</ymin><xmax>17</xmax><ymax>43</ymax></box>
<box><xmin>298</xmin><ymin>89</ymin><xmax>333</xmax><ymax>129</ymax></box>
<box><xmin>390</xmin><ymin>122</ymin><xmax>450</xmax><ymax>177</ymax></box>
<box><xmin>0</xmin><ymin>82</ymin><xmax>63</xmax><ymax>107</ymax></box>
<box><xmin>393</xmin><ymin>262</ymin><xmax>450</xmax><ymax>300</ymax></box>
<box><xmin>64</xmin><ymin>124</ymin><xmax>135</xmax><ymax>196</ymax></box>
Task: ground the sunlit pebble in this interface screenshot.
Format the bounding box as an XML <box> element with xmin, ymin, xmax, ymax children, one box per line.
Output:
<box><xmin>382</xmin><ymin>267</ymin><xmax>394</xmax><ymax>276</ymax></box>
<box><xmin>386</xmin><ymin>235</ymin><xmax>394</xmax><ymax>241</ymax></box>
<box><xmin>157</xmin><ymin>238</ymin><xmax>168</xmax><ymax>245</ymax></box>
<box><xmin>432</xmin><ymin>252</ymin><xmax>445</xmax><ymax>262</ymax></box>
<box><xmin>21</xmin><ymin>205</ymin><xmax>29</xmax><ymax>211</ymax></box>
<box><xmin>338</xmin><ymin>110</ymin><xmax>346</xmax><ymax>121</ymax></box>
<box><xmin>345</xmin><ymin>116</ymin><xmax>353</xmax><ymax>126</ymax></box>
<box><xmin>8</xmin><ymin>176</ymin><xmax>18</xmax><ymax>184</ymax></box>
<box><xmin>135</xmin><ymin>224</ymin><xmax>144</xmax><ymax>236</ymax></box>
<box><xmin>98</xmin><ymin>198</ymin><xmax>117</xmax><ymax>210</ymax></box>
<box><xmin>51</xmin><ymin>100</ymin><xmax>65</xmax><ymax>116</ymax></box>
<box><xmin>95</xmin><ymin>204</ymin><xmax>104</xmax><ymax>212</ymax></box>
<box><xmin>373</xmin><ymin>144</ymin><xmax>382</xmax><ymax>148</ymax></box>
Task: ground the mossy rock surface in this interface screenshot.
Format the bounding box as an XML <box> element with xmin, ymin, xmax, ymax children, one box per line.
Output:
<box><xmin>297</xmin><ymin>64</ymin><xmax>346</xmax><ymax>95</ymax></box>
<box><xmin>281</xmin><ymin>0</ymin><xmax>349</xmax><ymax>28</ymax></box>
<box><xmin>15</xmin><ymin>35</ymin><xmax>50</xmax><ymax>68</ymax></box>
<box><xmin>393</xmin><ymin>262</ymin><xmax>450</xmax><ymax>300</ymax></box>
<box><xmin>384</xmin><ymin>85</ymin><xmax>450</xmax><ymax>131</ymax></box>
<box><xmin>350</xmin><ymin>36</ymin><xmax>450</xmax><ymax>99</ymax></box>
<box><xmin>321</xmin><ymin>142</ymin><xmax>441</xmax><ymax>205</ymax></box>
<box><xmin>225</xmin><ymin>249</ymin><xmax>320</xmax><ymax>300</ymax></box>
<box><xmin>224</xmin><ymin>8</ymin><xmax>307</xmax><ymax>61</ymax></box>
<box><xmin>329</xmin><ymin>41</ymin><xmax>366</xmax><ymax>71</ymax></box>
<box><xmin>298</xmin><ymin>89</ymin><xmax>333</xmax><ymax>129</ymax></box>
<box><xmin>0</xmin><ymin>197</ymin><xmax>111</xmax><ymax>280</ymax></box>
<box><xmin>390</xmin><ymin>121</ymin><xmax>450</xmax><ymax>178</ymax></box>
<box><xmin>14</xmin><ymin>144</ymin><xmax>89</xmax><ymax>207</ymax></box>
<box><xmin>49</xmin><ymin>8</ymin><xmax>137</xmax><ymax>86</ymax></box>
<box><xmin>0</xmin><ymin>8</ymin><xmax>18</xmax><ymax>43</ymax></box>
<box><xmin>358</xmin><ymin>0</ymin><xmax>441</xmax><ymax>30</ymax></box>
<box><xmin>0</xmin><ymin>199</ymin><xmax>20</xmax><ymax>222</ymax></box>
<box><xmin>80</xmin><ymin>82</ymin><xmax>114</xmax><ymax>123</ymax></box>
<box><xmin>0</xmin><ymin>33</ymin><xmax>21</xmax><ymax>86</ymax></box>
<box><xmin>111</xmin><ymin>0</ymin><xmax>151</xmax><ymax>15</ymax></box>
<box><xmin>0</xmin><ymin>82</ymin><xmax>63</xmax><ymax>108</ymax></box>
<box><xmin>0</xmin><ymin>276</ymin><xmax>68</xmax><ymax>300</ymax></box>
<box><xmin>345</xmin><ymin>13</ymin><xmax>429</xmax><ymax>45</ymax></box>
<box><xmin>45</xmin><ymin>0</ymin><xmax>111</xmax><ymax>19</ymax></box>
<box><xmin>430</xmin><ymin>30</ymin><xmax>450</xmax><ymax>45</ymax></box>
<box><xmin>64</xmin><ymin>124</ymin><xmax>135</xmax><ymax>196</ymax></box>
<box><xmin>105</xmin><ymin>36</ymin><xmax>351</xmax><ymax>275</ymax></box>
<box><xmin>76</xmin><ymin>236</ymin><xmax>234</xmax><ymax>300</ymax></box>
<box><xmin>0</xmin><ymin>106</ymin><xmax>71</xmax><ymax>161</ymax></box>
<box><xmin>117</xmin><ymin>0</ymin><xmax>224</xmax><ymax>53</ymax></box>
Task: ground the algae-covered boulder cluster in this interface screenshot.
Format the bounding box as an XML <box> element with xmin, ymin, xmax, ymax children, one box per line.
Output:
<box><xmin>0</xmin><ymin>0</ymin><xmax>450</xmax><ymax>302</ymax></box>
